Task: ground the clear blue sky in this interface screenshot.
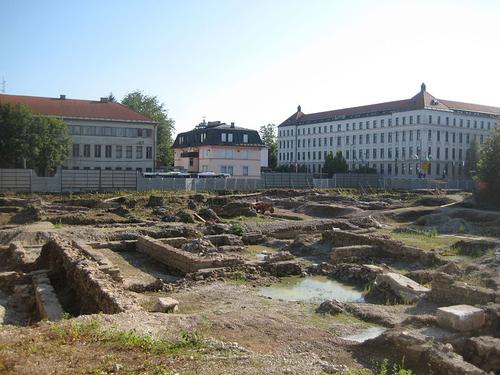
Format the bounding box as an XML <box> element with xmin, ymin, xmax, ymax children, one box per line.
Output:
<box><xmin>1</xmin><ymin>0</ymin><xmax>499</xmax><ymax>134</ymax></box>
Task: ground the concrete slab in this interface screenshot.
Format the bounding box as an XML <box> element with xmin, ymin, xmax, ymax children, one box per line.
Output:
<box><xmin>154</xmin><ymin>297</ymin><xmax>179</xmax><ymax>313</ymax></box>
<box><xmin>375</xmin><ymin>272</ymin><xmax>430</xmax><ymax>303</ymax></box>
<box><xmin>437</xmin><ymin>304</ymin><xmax>485</xmax><ymax>332</ymax></box>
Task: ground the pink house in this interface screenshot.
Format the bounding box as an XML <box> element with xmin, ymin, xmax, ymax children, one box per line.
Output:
<box><xmin>173</xmin><ymin>121</ymin><xmax>267</xmax><ymax>178</ymax></box>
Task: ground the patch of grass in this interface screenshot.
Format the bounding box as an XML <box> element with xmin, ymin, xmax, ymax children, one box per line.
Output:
<box><xmin>53</xmin><ymin>220</ymin><xmax>64</xmax><ymax>228</ymax></box>
<box><xmin>349</xmin><ymin>359</ymin><xmax>416</xmax><ymax>375</ymax></box>
<box><xmin>51</xmin><ymin>320</ymin><xmax>206</xmax><ymax>356</ymax></box>
<box><xmin>378</xmin><ymin>227</ymin><xmax>456</xmax><ymax>251</ymax></box>
<box><xmin>442</xmin><ymin>243</ymin><xmax>494</xmax><ymax>258</ymax></box>
<box><xmin>229</xmin><ymin>223</ymin><xmax>246</xmax><ymax>235</ymax></box>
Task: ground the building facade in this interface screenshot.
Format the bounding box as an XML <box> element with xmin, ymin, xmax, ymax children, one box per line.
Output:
<box><xmin>277</xmin><ymin>84</ymin><xmax>500</xmax><ymax>178</ymax></box>
<box><xmin>173</xmin><ymin>121</ymin><xmax>266</xmax><ymax>178</ymax></box>
<box><xmin>0</xmin><ymin>94</ymin><xmax>157</xmax><ymax>172</ymax></box>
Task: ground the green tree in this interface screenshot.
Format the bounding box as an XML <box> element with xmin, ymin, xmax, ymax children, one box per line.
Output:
<box><xmin>477</xmin><ymin>127</ymin><xmax>500</xmax><ymax>184</ymax></box>
<box><xmin>323</xmin><ymin>152</ymin><xmax>336</xmax><ymax>177</ymax></box>
<box><xmin>0</xmin><ymin>103</ymin><xmax>69</xmax><ymax>175</ymax></box>
<box><xmin>27</xmin><ymin>116</ymin><xmax>69</xmax><ymax>175</ymax></box>
<box><xmin>465</xmin><ymin>139</ymin><xmax>480</xmax><ymax>177</ymax></box>
<box><xmin>0</xmin><ymin>104</ymin><xmax>32</xmax><ymax>168</ymax></box>
<box><xmin>259</xmin><ymin>124</ymin><xmax>277</xmax><ymax>169</ymax></box>
<box><xmin>121</xmin><ymin>91</ymin><xmax>175</xmax><ymax>167</ymax></box>
<box><xmin>476</xmin><ymin>127</ymin><xmax>500</xmax><ymax>207</ymax></box>
<box><xmin>332</xmin><ymin>151</ymin><xmax>348</xmax><ymax>173</ymax></box>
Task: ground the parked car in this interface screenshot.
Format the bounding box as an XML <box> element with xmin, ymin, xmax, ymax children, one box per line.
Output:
<box><xmin>197</xmin><ymin>172</ymin><xmax>230</xmax><ymax>178</ymax></box>
<box><xmin>158</xmin><ymin>171</ymin><xmax>190</xmax><ymax>178</ymax></box>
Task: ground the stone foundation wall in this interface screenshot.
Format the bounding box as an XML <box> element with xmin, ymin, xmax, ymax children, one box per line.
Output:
<box><xmin>330</xmin><ymin>245</ymin><xmax>378</xmax><ymax>263</ymax></box>
<box><xmin>32</xmin><ymin>271</ymin><xmax>64</xmax><ymax>321</ymax></box>
<box><xmin>136</xmin><ymin>236</ymin><xmax>243</xmax><ymax>274</ymax></box>
<box><xmin>430</xmin><ymin>273</ymin><xmax>499</xmax><ymax>306</ymax></box>
<box><xmin>72</xmin><ymin>241</ymin><xmax>122</xmax><ymax>282</ymax></box>
<box><xmin>324</xmin><ymin>230</ymin><xmax>442</xmax><ymax>266</ymax></box>
<box><xmin>328</xmin><ymin>263</ymin><xmax>384</xmax><ymax>284</ymax></box>
<box><xmin>38</xmin><ymin>237</ymin><xmax>139</xmax><ymax>314</ymax></box>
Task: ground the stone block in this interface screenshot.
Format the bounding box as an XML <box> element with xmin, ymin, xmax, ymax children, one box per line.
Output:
<box><xmin>437</xmin><ymin>304</ymin><xmax>485</xmax><ymax>332</ymax></box>
<box><xmin>375</xmin><ymin>272</ymin><xmax>430</xmax><ymax>303</ymax></box>
<box><xmin>154</xmin><ymin>297</ymin><xmax>179</xmax><ymax>313</ymax></box>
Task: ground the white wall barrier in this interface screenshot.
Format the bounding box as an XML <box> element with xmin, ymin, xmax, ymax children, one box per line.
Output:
<box><xmin>0</xmin><ymin>169</ymin><xmax>475</xmax><ymax>193</ymax></box>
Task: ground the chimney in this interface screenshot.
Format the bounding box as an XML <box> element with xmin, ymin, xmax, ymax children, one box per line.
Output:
<box><xmin>420</xmin><ymin>82</ymin><xmax>426</xmax><ymax>93</ymax></box>
<box><xmin>230</xmin><ymin>122</ymin><xmax>235</xmax><ymax>128</ymax></box>
<box><xmin>59</xmin><ymin>94</ymin><xmax>66</xmax><ymax>100</ymax></box>
<box><xmin>100</xmin><ymin>97</ymin><xmax>109</xmax><ymax>103</ymax></box>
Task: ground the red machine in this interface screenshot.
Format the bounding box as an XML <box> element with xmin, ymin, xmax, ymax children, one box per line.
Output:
<box><xmin>254</xmin><ymin>201</ymin><xmax>274</xmax><ymax>214</ymax></box>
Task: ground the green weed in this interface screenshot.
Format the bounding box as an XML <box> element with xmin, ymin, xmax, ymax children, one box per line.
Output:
<box><xmin>51</xmin><ymin>320</ymin><xmax>206</xmax><ymax>355</ymax></box>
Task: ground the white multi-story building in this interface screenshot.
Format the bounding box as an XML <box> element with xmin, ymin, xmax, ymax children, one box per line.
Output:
<box><xmin>0</xmin><ymin>93</ymin><xmax>157</xmax><ymax>172</ymax></box>
<box><xmin>277</xmin><ymin>84</ymin><xmax>500</xmax><ymax>178</ymax></box>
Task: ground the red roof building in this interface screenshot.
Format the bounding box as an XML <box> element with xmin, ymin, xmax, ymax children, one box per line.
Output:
<box><xmin>0</xmin><ymin>93</ymin><xmax>157</xmax><ymax>172</ymax></box>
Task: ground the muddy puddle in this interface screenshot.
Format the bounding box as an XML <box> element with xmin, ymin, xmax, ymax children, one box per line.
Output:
<box><xmin>259</xmin><ymin>275</ymin><xmax>365</xmax><ymax>303</ymax></box>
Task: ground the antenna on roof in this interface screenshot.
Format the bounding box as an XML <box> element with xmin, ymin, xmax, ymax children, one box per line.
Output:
<box><xmin>1</xmin><ymin>77</ymin><xmax>5</xmax><ymax>93</ymax></box>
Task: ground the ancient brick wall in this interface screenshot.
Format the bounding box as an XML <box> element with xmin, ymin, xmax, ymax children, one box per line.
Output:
<box><xmin>324</xmin><ymin>230</ymin><xmax>442</xmax><ymax>266</ymax></box>
<box><xmin>136</xmin><ymin>236</ymin><xmax>242</xmax><ymax>274</ymax></box>
<box><xmin>430</xmin><ymin>273</ymin><xmax>499</xmax><ymax>306</ymax></box>
<box><xmin>39</xmin><ymin>238</ymin><xmax>139</xmax><ymax>314</ymax></box>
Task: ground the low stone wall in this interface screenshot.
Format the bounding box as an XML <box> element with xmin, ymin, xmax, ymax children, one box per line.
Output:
<box><xmin>243</xmin><ymin>219</ymin><xmax>338</xmax><ymax>239</ymax></box>
<box><xmin>159</xmin><ymin>237</ymin><xmax>189</xmax><ymax>248</ymax></box>
<box><xmin>330</xmin><ymin>245</ymin><xmax>378</xmax><ymax>263</ymax></box>
<box><xmin>429</xmin><ymin>273</ymin><xmax>499</xmax><ymax>306</ymax></box>
<box><xmin>204</xmin><ymin>234</ymin><xmax>243</xmax><ymax>247</ymax></box>
<box><xmin>32</xmin><ymin>271</ymin><xmax>64</xmax><ymax>321</ymax></box>
<box><xmin>72</xmin><ymin>241</ymin><xmax>122</xmax><ymax>282</ymax></box>
<box><xmin>328</xmin><ymin>263</ymin><xmax>384</xmax><ymax>284</ymax></box>
<box><xmin>136</xmin><ymin>236</ymin><xmax>243</xmax><ymax>274</ymax></box>
<box><xmin>38</xmin><ymin>237</ymin><xmax>140</xmax><ymax>314</ymax></box>
<box><xmin>323</xmin><ymin>229</ymin><xmax>442</xmax><ymax>266</ymax></box>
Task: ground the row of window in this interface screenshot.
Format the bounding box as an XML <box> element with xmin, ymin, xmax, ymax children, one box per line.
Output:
<box><xmin>71</xmin><ymin>144</ymin><xmax>153</xmax><ymax>159</ymax></box>
<box><xmin>279</xmin><ymin>116</ymin><xmax>498</xmax><ymax>137</ymax></box>
<box><xmin>177</xmin><ymin>132</ymin><xmax>249</xmax><ymax>145</ymax></box>
<box><xmin>68</xmin><ymin>125</ymin><xmax>153</xmax><ymax>138</ymax></box>
<box><xmin>280</xmin><ymin>146</ymin><xmax>473</xmax><ymax>162</ymax></box>
<box><xmin>279</xmin><ymin>130</ymin><xmax>484</xmax><ymax>149</ymax></box>
<box><xmin>198</xmin><ymin>165</ymin><xmax>249</xmax><ymax>176</ymax></box>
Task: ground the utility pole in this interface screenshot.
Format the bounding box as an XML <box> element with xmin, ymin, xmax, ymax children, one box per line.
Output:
<box><xmin>1</xmin><ymin>77</ymin><xmax>5</xmax><ymax>93</ymax></box>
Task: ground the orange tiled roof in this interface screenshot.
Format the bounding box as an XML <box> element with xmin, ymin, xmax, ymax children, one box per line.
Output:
<box><xmin>0</xmin><ymin>93</ymin><xmax>155</xmax><ymax>123</ymax></box>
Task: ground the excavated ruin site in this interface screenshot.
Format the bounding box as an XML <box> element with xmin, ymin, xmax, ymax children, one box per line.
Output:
<box><xmin>0</xmin><ymin>190</ymin><xmax>499</xmax><ymax>374</ymax></box>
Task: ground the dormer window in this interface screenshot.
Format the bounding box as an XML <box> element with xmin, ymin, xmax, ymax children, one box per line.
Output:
<box><xmin>243</xmin><ymin>134</ymin><xmax>248</xmax><ymax>143</ymax></box>
<box><xmin>228</xmin><ymin>133</ymin><xmax>233</xmax><ymax>142</ymax></box>
<box><xmin>200</xmin><ymin>133</ymin><xmax>206</xmax><ymax>142</ymax></box>
<box><xmin>221</xmin><ymin>133</ymin><xmax>227</xmax><ymax>142</ymax></box>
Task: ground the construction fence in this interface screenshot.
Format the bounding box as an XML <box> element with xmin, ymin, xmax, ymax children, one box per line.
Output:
<box><xmin>0</xmin><ymin>169</ymin><xmax>475</xmax><ymax>193</ymax></box>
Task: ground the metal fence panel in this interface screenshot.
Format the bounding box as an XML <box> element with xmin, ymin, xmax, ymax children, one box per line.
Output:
<box><xmin>0</xmin><ymin>169</ymin><xmax>31</xmax><ymax>192</ymax></box>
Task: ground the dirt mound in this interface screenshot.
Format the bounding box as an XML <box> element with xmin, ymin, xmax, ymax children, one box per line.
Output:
<box><xmin>297</xmin><ymin>203</ymin><xmax>361</xmax><ymax>218</ymax></box>
<box><xmin>0</xmin><ymin>222</ymin><xmax>56</xmax><ymax>246</ymax></box>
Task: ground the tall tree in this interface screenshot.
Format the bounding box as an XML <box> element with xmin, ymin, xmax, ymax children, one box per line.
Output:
<box><xmin>465</xmin><ymin>139</ymin><xmax>480</xmax><ymax>177</ymax></box>
<box><xmin>332</xmin><ymin>151</ymin><xmax>349</xmax><ymax>173</ymax></box>
<box><xmin>259</xmin><ymin>124</ymin><xmax>277</xmax><ymax>169</ymax></box>
<box><xmin>27</xmin><ymin>116</ymin><xmax>69</xmax><ymax>175</ymax></box>
<box><xmin>0</xmin><ymin>103</ymin><xmax>69</xmax><ymax>174</ymax></box>
<box><xmin>476</xmin><ymin>127</ymin><xmax>500</xmax><ymax>207</ymax></box>
<box><xmin>0</xmin><ymin>104</ymin><xmax>32</xmax><ymax>168</ymax></box>
<box><xmin>323</xmin><ymin>152</ymin><xmax>336</xmax><ymax>178</ymax></box>
<box><xmin>121</xmin><ymin>91</ymin><xmax>175</xmax><ymax>167</ymax></box>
